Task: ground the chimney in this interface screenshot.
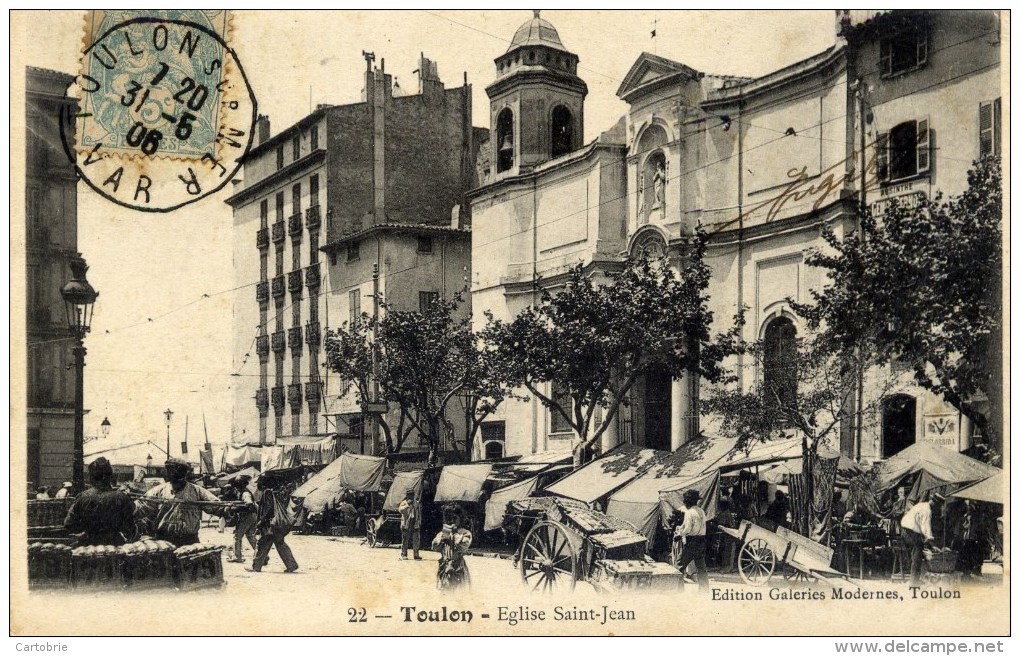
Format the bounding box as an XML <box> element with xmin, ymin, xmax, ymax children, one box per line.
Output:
<box><xmin>255</xmin><ymin>115</ymin><xmax>271</xmax><ymax>146</ymax></box>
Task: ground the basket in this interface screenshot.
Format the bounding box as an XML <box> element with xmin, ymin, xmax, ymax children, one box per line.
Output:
<box><xmin>925</xmin><ymin>550</ymin><xmax>958</xmax><ymax>574</ymax></box>
<box><xmin>28</xmin><ymin>499</ymin><xmax>75</xmax><ymax>528</ymax></box>
<box><xmin>331</xmin><ymin>525</ymin><xmax>355</xmax><ymax>537</ymax></box>
<box><xmin>71</xmin><ymin>546</ymin><xmax>124</xmax><ymax>590</ymax></box>
<box><xmin>173</xmin><ymin>546</ymin><xmax>226</xmax><ymax>591</ymax></box>
<box><xmin>121</xmin><ymin>551</ymin><xmax>176</xmax><ymax>591</ymax></box>
<box><xmin>28</xmin><ymin>543</ymin><xmax>73</xmax><ymax>591</ymax></box>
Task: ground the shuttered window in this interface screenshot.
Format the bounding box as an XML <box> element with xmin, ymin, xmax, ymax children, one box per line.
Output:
<box><xmin>876</xmin><ymin>117</ymin><xmax>931</xmax><ymax>183</ymax></box>
<box><xmin>979</xmin><ymin>98</ymin><xmax>1002</xmax><ymax>157</ymax></box>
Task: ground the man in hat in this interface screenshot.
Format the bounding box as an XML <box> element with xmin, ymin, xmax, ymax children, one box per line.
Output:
<box><xmin>229</xmin><ymin>475</ymin><xmax>258</xmax><ymax>563</ymax></box>
<box><xmin>673</xmin><ymin>489</ymin><xmax>709</xmax><ymax>591</ymax></box>
<box><xmin>139</xmin><ymin>458</ymin><xmax>224</xmax><ymax>547</ymax></box>
<box><xmin>251</xmin><ymin>476</ymin><xmax>299</xmax><ymax>573</ymax></box>
<box><xmin>64</xmin><ymin>457</ymin><xmax>136</xmax><ymax>546</ymax></box>
<box><xmin>54</xmin><ymin>481</ymin><xmax>73</xmax><ymax>498</ymax></box>
<box><xmin>900</xmin><ymin>494</ymin><xmax>942</xmax><ymax>587</ymax></box>
<box><xmin>398</xmin><ymin>488</ymin><xmax>422</xmax><ymax>561</ymax></box>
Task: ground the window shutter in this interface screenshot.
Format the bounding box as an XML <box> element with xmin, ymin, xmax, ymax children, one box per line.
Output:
<box><xmin>979</xmin><ymin>101</ymin><xmax>994</xmax><ymax>157</ymax></box>
<box><xmin>993</xmin><ymin>98</ymin><xmax>1002</xmax><ymax>156</ymax></box>
<box><xmin>916</xmin><ymin>118</ymin><xmax>930</xmax><ymax>176</ymax></box>
<box><xmin>880</xmin><ymin>39</ymin><xmax>892</xmax><ymax>76</ymax></box>
<box><xmin>875</xmin><ymin>132</ymin><xmax>890</xmax><ymax>182</ymax></box>
<box><xmin>916</xmin><ymin>29</ymin><xmax>929</xmax><ymax>67</ymax></box>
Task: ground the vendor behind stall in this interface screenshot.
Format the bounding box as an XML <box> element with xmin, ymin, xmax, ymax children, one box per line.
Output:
<box><xmin>139</xmin><ymin>458</ymin><xmax>225</xmax><ymax>547</ymax></box>
<box><xmin>64</xmin><ymin>457</ymin><xmax>137</xmax><ymax>546</ymax></box>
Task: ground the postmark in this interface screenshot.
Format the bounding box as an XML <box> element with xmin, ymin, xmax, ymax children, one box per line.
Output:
<box><xmin>63</xmin><ymin>11</ymin><xmax>256</xmax><ymax>212</ymax></box>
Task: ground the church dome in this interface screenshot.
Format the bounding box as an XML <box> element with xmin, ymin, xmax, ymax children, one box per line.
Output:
<box><xmin>507</xmin><ymin>11</ymin><xmax>567</xmax><ymax>53</ymax></box>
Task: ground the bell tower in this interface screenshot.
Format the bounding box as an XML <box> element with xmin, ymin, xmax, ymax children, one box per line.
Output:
<box><xmin>486</xmin><ymin>11</ymin><xmax>588</xmax><ymax>177</ymax></box>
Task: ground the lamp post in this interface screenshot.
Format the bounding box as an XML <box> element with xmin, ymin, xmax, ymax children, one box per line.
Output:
<box><xmin>100</xmin><ymin>417</ymin><xmax>111</xmax><ymax>439</ymax></box>
<box><xmin>146</xmin><ymin>454</ymin><xmax>153</xmax><ymax>475</ymax></box>
<box><xmin>164</xmin><ymin>408</ymin><xmax>174</xmax><ymax>463</ymax></box>
<box><xmin>60</xmin><ymin>254</ymin><xmax>98</xmax><ymax>494</ymax></box>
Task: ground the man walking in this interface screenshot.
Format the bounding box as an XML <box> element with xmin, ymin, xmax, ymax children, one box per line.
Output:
<box><xmin>398</xmin><ymin>488</ymin><xmax>422</xmax><ymax>561</ymax></box>
<box><xmin>229</xmin><ymin>475</ymin><xmax>258</xmax><ymax>563</ymax></box>
<box><xmin>674</xmin><ymin>489</ymin><xmax>709</xmax><ymax>591</ymax></box>
<box><xmin>251</xmin><ymin>477</ymin><xmax>299</xmax><ymax>573</ymax></box>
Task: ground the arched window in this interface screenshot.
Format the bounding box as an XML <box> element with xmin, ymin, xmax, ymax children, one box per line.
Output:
<box><xmin>882</xmin><ymin>394</ymin><xmax>916</xmax><ymax>458</ymax></box>
<box><xmin>484</xmin><ymin>441</ymin><xmax>504</xmax><ymax>460</ymax></box>
<box><xmin>496</xmin><ymin>108</ymin><xmax>514</xmax><ymax>173</ymax></box>
<box><xmin>763</xmin><ymin>316</ymin><xmax>798</xmax><ymax>411</ymax></box>
<box><xmin>551</xmin><ymin>105</ymin><xmax>573</xmax><ymax>157</ymax></box>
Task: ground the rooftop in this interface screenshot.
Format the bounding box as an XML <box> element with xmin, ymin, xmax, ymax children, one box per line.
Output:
<box><xmin>507</xmin><ymin>11</ymin><xmax>567</xmax><ymax>54</ymax></box>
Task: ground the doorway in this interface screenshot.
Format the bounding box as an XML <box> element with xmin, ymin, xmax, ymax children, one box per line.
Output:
<box><xmin>882</xmin><ymin>394</ymin><xmax>916</xmax><ymax>458</ymax></box>
<box><xmin>643</xmin><ymin>366</ymin><xmax>672</xmax><ymax>451</ymax></box>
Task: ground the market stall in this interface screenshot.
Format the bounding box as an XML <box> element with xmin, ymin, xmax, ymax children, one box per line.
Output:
<box><xmin>544</xmin><ymin>444</ymin><xmax>666</xmax><ymax>506</ymax></box>
<box><xmin>876</xmin><ymin>442</ymin><xmax>1000</xmax><ymax>500</ymax></box>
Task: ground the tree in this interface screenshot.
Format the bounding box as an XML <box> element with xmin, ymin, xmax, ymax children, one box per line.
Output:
<box><xmin>324</xmin><ymin>294</ymin><xmax>514</xmax><ymax>461</ymax></box>
<box><xmin>798</xmin><ymin>156</ymin><xmax>1003</xmax><ymax>450</ymax></box>
<box><xmin>702</xmin><ymin>336</ymin><xmax>897</xmax><ymax>538</ymax></box>
<box><xmin>486</xmin><ymin>231</ymin><xmax>740</xmax><ymax>466</ymax></box>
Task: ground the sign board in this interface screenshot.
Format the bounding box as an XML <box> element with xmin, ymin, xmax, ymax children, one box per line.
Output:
<box><xmin>922</xmin><ymin>413</ymin><xmax>960</xmax><ymax>450</ymax></box>
<box><xmin>363</xmin><ymin>401</ymin><xmax>389</xmax><ymax>414</ymax></box>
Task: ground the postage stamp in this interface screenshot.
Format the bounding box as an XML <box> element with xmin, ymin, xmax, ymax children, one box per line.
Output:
<box><xmin>66</xmin><ymin>10</ymin><xmax>256</xmax><ymax>211</ymax></box>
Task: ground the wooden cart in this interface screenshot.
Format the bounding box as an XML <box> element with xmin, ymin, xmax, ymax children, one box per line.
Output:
<box><xmin>511</xmin><ymin>497</ymin><xmax>681</xmax><ymax>592</ymax></box>
<box><xmin>719</xmin><ymin>519</ymin><xmax>851</xmax><ymax>586</ymax></box>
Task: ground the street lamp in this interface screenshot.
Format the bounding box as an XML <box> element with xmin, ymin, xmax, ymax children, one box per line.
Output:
<box><xmin>100</xmin><ymin>417</ymin><xmax>111</xmax><ymax>439</ymax></box>
<box><xmin>164</xmin><ymin>408</ymin><xmax>174</xmax><ymax>462</ymax></box>
<box><xmin>60</xmin><ymin>254</ymin><xmax>98</xmax><ymax>493</ymax></box>
<box><xmin>146</xmin><ymin>454</ymin><xmax>153</xmax><ymax>475</ymax></box>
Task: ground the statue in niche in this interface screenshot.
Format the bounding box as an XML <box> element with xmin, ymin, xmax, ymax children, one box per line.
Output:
<box><xmin>653</xmin><ymin>160</ymin><xmax>666</xmax><ymax>208</ymax></box>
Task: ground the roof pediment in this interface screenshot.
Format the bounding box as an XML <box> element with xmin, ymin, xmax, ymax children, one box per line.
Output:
<box><xmin>616</xmin><ymin>52</ymin><xmax>702</xmax><ymax>103</ymax></box>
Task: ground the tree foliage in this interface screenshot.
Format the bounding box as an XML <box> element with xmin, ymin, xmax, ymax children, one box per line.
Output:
<box><xmin>797</xmin><ymin>156</ymin><xmax>1003</xmax><ymax>447</ymax></box>
<box><xmin>324</xmin><ymin>294</ymin><xmax>515</xmax><ymax>460</ymax></box>
<box><xmin>486</xmin><ymin>230</ymin><xmax>741</xmax><ymax>465</ymax></box>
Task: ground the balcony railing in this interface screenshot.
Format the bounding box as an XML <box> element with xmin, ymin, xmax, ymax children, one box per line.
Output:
<box><xmin>255</xmin><ymin>388</ymin><xmax>269</xmax><ymax>412</ymax></box>
<box><xmin>272</xmin><ymin>220</ymin><xmax>286</xmax><ymax>244</ymax></box>
<box><xmin>306</xmin><ymin>205</ymin><xmax>321</xmax><ymax>230</ymax></box>
<box><xmin>256</xmin><ymin>334</ymin><xmax>270</xmax><ymax>357</ymax></box>
<box><xmin>288</xmin><ymin>213</ymin><xmax>303</xmax><ymax>237</ymax></box>
<box><xmin>271</xmin><ymin>386</ymin><xmax>285</xmax><ymax>415</ymax></box>
<box><xmin>256</xmin><ymin>227</ymin><xmax>269</xmax><ymax>249</ymax></box>
<box><xmin>305</xmin><ymin>263</ymin><xmax>321</xmax><ymax>289</ymax></box>
<box><xmin>271</xmin><ymin>331</ymin><xmax>286</xmax><ymax>353</ymax></box>
<box><xmin>256</xmin><ymin>281</ymin><xmax>269</xmax><ymax>304</ymax></box>
<box><xmin>272</xmin><ymin>275</ymin><xmax>286</xmax><ymax>298</ymax></box>
<box><xmin>288</xmin><ymin>270</ymin><xmax>303</xmax><ymax>294</ymax></box>
<box><xmin>288</xmin><ymin>326</ymin><xmax>303</xmax><ymax>350</ymax></box>
<box><xmin>287</xmin><ymin>383</ymin><xmax>303</xmax><ymax>408</ymax></box>
<box><xmin>305</xmin><ymin>321</ymin><xmax>321</xmax><ymax>347</ymax></box>
<box><xmin>305</xmin><ymin>380</ymin><xmax>322</xmax><ymax>404</ymax></box>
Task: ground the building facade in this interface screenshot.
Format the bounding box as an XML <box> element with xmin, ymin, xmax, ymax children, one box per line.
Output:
<box><xmin>470</xmin><ymin>11</ymin><xmax>1001</xmax><ymax>463</ymax></box>
<box><xmin>228</xmin><ymin>53</ymin><xmax>482</xmax><ymax>450</ymax></box>
<box><xmin>26</xmin><ymin>67</ymin><xmax>83</xmax><ymax>489</ymax></box>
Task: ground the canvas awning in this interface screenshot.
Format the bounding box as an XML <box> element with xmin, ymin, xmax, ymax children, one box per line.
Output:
<box><xmin>606</xmin><ymin>473</ymin><xmax>692</xmax><ymax>539</ymax></box>
<box><xmin>293</xmin><ymin>452</ymin><xmax>386</xmax><ymax>499</ymax></box>
<box><xmin>877</xmin><ymin>442</ymin><xmax>1000</xmax><ymax>493</ymax></box>
<box><xmin>544</xmin><ymin>444</ymin><xmax>666</xmax><ymax>505</ymax></box>
<box><xmin>434</xmin><ymin>464</ymin><xmax>493</xmax><ymax>503</ymax></box>
<box><xmin>484</xmin><ymin>476</ymin><xmax>540</xmax><ymax>531</ymax></box>
<box><xmin>658</xmin><ymin>470</ymin><xmax>722</xmax><ymax>527</ymax></box>
<box><xmin>951</xmin><ymin>472</ymin><xmax>1002</xmax><ymax>504</ymax></box>
<box><xmin>383</xmin><ymin>471</ymin><xmax>425</xmax><ymax>512</ymax></box>
<box><xmin>706</xmin><ymin>436</ymin><xmax>803</xmax><ymax>473</ymax></box>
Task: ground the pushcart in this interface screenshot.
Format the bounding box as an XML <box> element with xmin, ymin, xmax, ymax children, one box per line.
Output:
<box><xmin>719</xmin><ymin>519</ymin><xmax>853</xmax><ymax>586</ymax></box>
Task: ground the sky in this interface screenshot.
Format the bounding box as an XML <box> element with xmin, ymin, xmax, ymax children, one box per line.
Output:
<box><xmin>14</xmin><ymin>9</ymin><xmax>837</xmax><ymax>457</ymax></box>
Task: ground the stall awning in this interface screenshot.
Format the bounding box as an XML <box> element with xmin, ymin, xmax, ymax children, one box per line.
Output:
<box><xmin>606</xmin><ymin>473</ymin><xmax>692</xmax><ymax>539</ymax></box>
<box><xmin>877</xmin><ymin>442</ymin><xmax>1000</xmax><ymax>493</ymax></box>
<box><xmin>544</xmin><ymin>445</ymin><xmax>666</xmax><ymax>505</ymax></box>
<box><xmin>293</xmin><ymin>452</ymin><xmax>386</xmax><ymax>499</ymax></box>
<box><xmin>658</xmin><ymin>470</ymin><xmax>722</xmax><ymax>527</ymax></box>
<box><xmin>434</xmin><ymin>464</ymin><xmax>493</xmax><ymax>503</ymax></box>
<box><xmin>706</xmin><ymin>435</ymin><xmax>803</xmax><ymax>472</ymax></box>
<box><xmin>383</xmin><ymin>471</ymin><xmax>425</xmax><ymax>512</ymax></box>
<box><xmin>951</xmin><ymin>472</ymin><xmax>1002</xmax><ymax>504</ymax></box>
<box><xmin>484</xmin><ymin>477</ymin><xmax>540</xmax><ymax>531</ymax></box>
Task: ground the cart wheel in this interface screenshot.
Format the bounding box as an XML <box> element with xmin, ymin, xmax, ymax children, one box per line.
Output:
<box><xmin>738</xmin><ymin>538</ymin><xmax>776</xmax><ymax>586</ymax></box>
<box><xmin>519</xmin><ymin>520</ymin><xmax>578</xmax><ymax>592</ymax></box>
<box><xmin>366</xmin><ymin>518</ymin><xmax>378</xmax><ymax>548</ymax></box>
<box><xmin>783</xmin><ymin>565</ymin><xmax>810</xmax><ymax>583</ymax></box>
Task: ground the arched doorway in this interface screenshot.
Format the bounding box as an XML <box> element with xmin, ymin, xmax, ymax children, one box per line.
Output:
<box><xmin>496</xmin><ymin>108</ymin><xmax>515</xmax><ymax>172</ymax></box>
<box><xmin>551</xmin><ymin>105</ymin><xmax>574</xmax><ymax>157</ymax></box>
<box><xmin>762</xmin><ymin>316</ymin><xmax>798</xmax><ymax>411</ymax></box>
<box><xmin>882</xmin><ymin>394</ymin><xmax>916</xmax><ymax>458</ymax></box>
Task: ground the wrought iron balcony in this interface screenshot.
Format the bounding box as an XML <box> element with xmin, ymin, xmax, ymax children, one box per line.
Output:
<box><xmin>256</xmin><ymin>227</ymin><xmax>269</xmax><ymax>249</ymax></box>
<box><xmin>288</xmin><ymin>213</ymin><xmax>303</xmax><ymax>237</ymax></box>
<box><xmin>288</xmin><ymin>326</ymin><xmax>303</xmax><ymax>350</ymax></box>
<box><xmin>272</xmin><ymin>275</ymin><xmax>286</xmax><ymax>298</ymax></box>
<box><xmin>305</xmin><ymin>321</ymin><xmax>321</xmax><ymax>347</ymax></box>
<box><xmin>256</xmin><ymin>334</ymin><xmax>270</xmax><ymax>357</ymax></box>
<box><xmin>271</xmin><ymin>331</ymin><xmax>286</xmax><ymax>353</ymax></box>
<box><xmin>256</xmin><ymin>281</ymin><xmax>269</xmax><ymax>304</ymax></box>
<box><xmin>272</xmin><ymin>220</ymin><xmax>286</xmax><ymax>244</ymax></box>
<box><xmin>271</xmin><ymin>386</ymin><xmax>285</xmax><ymax>415</ymax></box>
<box><xmin>305</xmin><ymin>380</ymin><xmax>322</xmax><ymax>404</ymax></box>
<box><xmin>288</xmin><ymin>270</ymin><xmax>303</xmax><ymax>294</ymax></box>
<box><xmin>255</xmin><ymin>388</ymin><xmax>269</xmax><ymax>412</ymax></box>
<box><xmin>306</xmin><ymin>205</ymin><xmax>321</xmax><ymax>230</ymax></box>
<box><xmin>287</xmin><ymin>383</ymin><xmax>303</xmax><ymax>408</ymax></box>
<box><xmin>305</xmin><ymin>263</ymin><xmax>321</xmax><ymax>289</ymax></box>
